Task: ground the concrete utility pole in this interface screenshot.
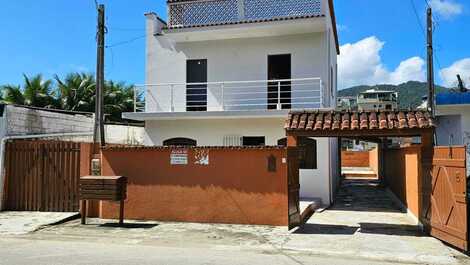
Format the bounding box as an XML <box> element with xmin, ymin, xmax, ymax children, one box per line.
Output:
<box><xmin>426</xmin><ymin>7</ymin><xmax>435</xmax><ymax>117</ymax></box>
<box><xmin>94</xmin><ymin>4</ymin><xmax>106</xmax><ymax>147</ymax></box>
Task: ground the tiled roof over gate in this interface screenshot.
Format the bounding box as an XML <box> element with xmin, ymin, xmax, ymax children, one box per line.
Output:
<box><xmin>285</xmin><ymin>110</ymin><xmax>435</xmax><ymax>131</ymax></box>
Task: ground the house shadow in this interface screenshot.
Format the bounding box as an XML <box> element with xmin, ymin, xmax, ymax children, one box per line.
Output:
<box><xmin>293</xmin><ymin>223</ymin><xmax>358</xmax><ymax>235</ymax></box>
<box><xmin>293</xmin><ymin>223</ymin><xmax>424</xmax><ymax>237</ymax></box>
<box><xmin>358</xmin><ymin>222</ymin><xmax>425</xmax><ymax>237</ymax></box>
<box><xmin>98</xmin><ymin>223</ymin><xmax>158</xmax><ymax>229</ymax></box>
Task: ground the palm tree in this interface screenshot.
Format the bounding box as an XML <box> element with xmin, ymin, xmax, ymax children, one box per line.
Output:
<box><xmin>54</xmin><ymin>73</ymin><xmax>96</xmax><ymax>112</ymax></box>
<box><xmin>2</xmin><ymin>85</ymin><xmax>25</xmax><ymax>105</ymax></box>
<box><xmin>104</xmin><ymin>80</ymin><xmax>138</xmax><ymax>121</ymax></box>
<box><xmin>1</xmin><ymin>74</ymin><xmax>56</xmax><ymax>108</ymax></box>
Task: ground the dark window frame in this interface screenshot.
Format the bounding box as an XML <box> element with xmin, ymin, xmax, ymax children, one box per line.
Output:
<box><xmin>163</xmin><ymin>137</ymin><xmax>197</xmax><ymax>147</ymax></box>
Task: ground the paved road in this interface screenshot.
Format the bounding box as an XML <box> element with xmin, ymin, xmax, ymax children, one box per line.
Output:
<box><xmin>0</xmin><ymin>237</ymin><xmax>418</xmax><ymax>265</ymax></box>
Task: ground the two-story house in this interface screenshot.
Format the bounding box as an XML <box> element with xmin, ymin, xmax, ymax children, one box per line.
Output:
<box><xmin>124</xmin><ymin>0</ymin><xmax>340</xmax><ymax>205</ymax></box>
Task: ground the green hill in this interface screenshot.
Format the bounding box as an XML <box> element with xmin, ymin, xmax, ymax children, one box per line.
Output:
<box><xmin>338</xmin><ymin>81</ymin><xmax>449</xmax><ymax>108</ymax></box>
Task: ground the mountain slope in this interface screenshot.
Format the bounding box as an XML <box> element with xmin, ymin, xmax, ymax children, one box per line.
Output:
<box><xmin>338</xmin><ymin>81</ymin><xmax>448</xmax><ymax>108</ymax></box>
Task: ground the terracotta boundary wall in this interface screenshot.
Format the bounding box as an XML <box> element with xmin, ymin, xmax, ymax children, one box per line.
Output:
<box><xmin>341</xmin><ymin>150</ymin><xmax>370</xmax><ymax>167</ymax></box>
<box><xmin>99</xmin><ymin>146</ymin><xmax>288</xmax><ymax>226</ymax></box>
<box><xmin>383</xmin><ymin>146</ymin><xmax>421</xmax><ymax>217</ymax></box>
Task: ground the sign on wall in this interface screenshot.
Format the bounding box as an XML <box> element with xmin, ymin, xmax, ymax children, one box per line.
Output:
<box><xmin>170</xmin><ymin>149</ymin><xmax>188</xmax><ymax>165</ymax></box>
<box><xmin>194</xmin><ymin>149</ymin><xmax>209</xmax><ymax>165</ymax></box>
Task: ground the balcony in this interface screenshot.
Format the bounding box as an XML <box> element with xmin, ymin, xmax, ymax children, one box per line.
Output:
<box><xmin>167</xmin><ymin>0</ymin><xmax>323</xmax><ymax>28</ymax></box>
<box><xmin>130</xmin><ymin>78</ymin><xmax>324</xmax><ymax>118</ymax></box>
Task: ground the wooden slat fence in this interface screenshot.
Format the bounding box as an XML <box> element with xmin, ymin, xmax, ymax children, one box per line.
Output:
<box><xmin>4</xmin><ymin>140</ymin><xmax>82</xmax><ymax>212</ymax></box>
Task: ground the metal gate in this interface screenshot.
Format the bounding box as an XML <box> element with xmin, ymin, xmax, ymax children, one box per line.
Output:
<box><xmin>4</xmin><ymin>141</ymin><xmax>82</xmax><ymax>212</ymax></box>
<box><xmin>424</xmin><ymin>146</ymin><xmax>468</xmax><ymax>251</ymax></box>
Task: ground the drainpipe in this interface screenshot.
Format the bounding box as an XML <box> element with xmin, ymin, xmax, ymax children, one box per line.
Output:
<box><xmin>0</xmin><ymin>132</ymin><xmax>93</xmax><ymax>211</ymax></box>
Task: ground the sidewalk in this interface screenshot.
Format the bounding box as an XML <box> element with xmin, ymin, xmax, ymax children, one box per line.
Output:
<box><xmin>0</xmin><ymin>211</ymin><xmax>78</xmax><ymax>235</ymax></box>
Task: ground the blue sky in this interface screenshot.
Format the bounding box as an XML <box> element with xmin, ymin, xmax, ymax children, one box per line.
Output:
<box><xmin>0</xmin><ymin>0</ymin><xmax>469</xmax><ymax>89</ymax></box>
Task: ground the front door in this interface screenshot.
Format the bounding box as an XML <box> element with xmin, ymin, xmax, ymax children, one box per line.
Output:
<box><xmin>187</xmin><ymin>59</ymin><xmax>207</xmax><ymax>111</ymax></box>
<box><xmin>268</xmin><ymin>54</ymin><xmax>291</xmax><ymax>110</ymax></box>
<box><xmin>424</xmin><ymin>146</ymin><xmax>468</xmax><ymax>251</ymax></box>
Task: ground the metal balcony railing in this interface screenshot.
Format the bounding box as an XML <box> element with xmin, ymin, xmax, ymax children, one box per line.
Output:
<box><xmin>133</xmin><ymin>77</ymin><xmax>324</xmax><ymax>113</ymax></box>
<box><xmin>168</xmin><ymin>0</ymin><xmax>323</xmax><ymax>28</ymax></box>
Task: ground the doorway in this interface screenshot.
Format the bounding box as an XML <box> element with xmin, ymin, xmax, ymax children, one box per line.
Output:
<box><xmin>187</xmin><ymin>59</ymin><xmax>207</xmax><ymax>111</ymax></box>
<box><xmin>268</xmin><ymin>54</ymin><xmax>291</xmax><ymax>110</ymax></box>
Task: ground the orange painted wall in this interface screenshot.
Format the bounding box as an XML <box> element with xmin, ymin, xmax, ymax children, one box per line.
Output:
<box><xmin>369</xmin><ymin>148</ymin><xmax>379</xmax><ymax>175</ymax></box>
<box><xmin>384</xmin><ymin>146</ymin><xmax>421</xmax><ymax>217</ymax></box>
<box><xmin>100</xmin><ymin>147</ymin><xmax>288</xmax><ymax>226</ymax></box>
<box><xmin>341</xmin><ymin>151</ymin><xmax>370</xmax><ymax>167</ymax></box>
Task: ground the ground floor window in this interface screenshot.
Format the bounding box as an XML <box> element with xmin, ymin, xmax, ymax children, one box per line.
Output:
<box><xmin>163</xmin><ymin>137</ymin><xmax>197</xmax><ymax>146</ymax></box>
<box><xmin>242</xmin><ymin>136</ymin><xmax>265</xmax><ymax>146</ymax></box>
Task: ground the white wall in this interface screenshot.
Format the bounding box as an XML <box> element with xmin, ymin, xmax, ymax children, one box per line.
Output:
<box><xmin>147</xmin><ymin>29</ymin><xmax>329</xmax><ymax>111</ymax></box>
<box><xmin>436</xmin><ymin>105</ymin><xmax>470</xmax><ymax>175</ymax></box>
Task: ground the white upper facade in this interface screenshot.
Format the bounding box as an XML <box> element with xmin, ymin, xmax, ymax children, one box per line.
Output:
<box><xmin>125</xmin><ymin>0</ymin><xmax>339</xmax><ymax>120</ymax></box>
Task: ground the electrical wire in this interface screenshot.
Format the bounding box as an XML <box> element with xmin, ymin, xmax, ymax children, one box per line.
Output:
<box><xmin>105</xmin><ymin>35</ymin><xmax>146</xmax><ymax>48</ymax></box>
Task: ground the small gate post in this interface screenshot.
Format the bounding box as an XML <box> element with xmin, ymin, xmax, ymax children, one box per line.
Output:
<box><xmin>420</xmin><ymin>130</ymin><xmax>434</xmax><ymax>227</ymax></box>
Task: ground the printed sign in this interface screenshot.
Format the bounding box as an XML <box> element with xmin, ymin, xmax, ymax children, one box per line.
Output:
<box><xmin>170</xmin><ymin>149</ymin><xmax>188</xmax><ymax>165</ymax></box>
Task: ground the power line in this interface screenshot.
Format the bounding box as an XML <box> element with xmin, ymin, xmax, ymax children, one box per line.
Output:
<box><xmin>105</xmin><ymin>35</ymin><xmax>146</xmax><ymax>48</ymax></box>
<box><xmin>410</xmin><ymin>0</ymin><xmax>426</xmax><ymax>38</ymax></box>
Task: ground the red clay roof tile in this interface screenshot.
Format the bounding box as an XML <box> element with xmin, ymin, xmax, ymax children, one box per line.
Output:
<box><xmin>285</xmin><ymin>110</ymin><xmax>435</xmax><ymax>132</ymax></box>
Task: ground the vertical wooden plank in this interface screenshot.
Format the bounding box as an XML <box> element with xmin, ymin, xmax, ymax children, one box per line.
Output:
<box><xmin>64</xmin><ymin>141</ymin><xmax>70</xmax><ymax>212</ymax></box>
<box><xmin>45</xmin><ymin>142</ymin><xmax>51</xmax><ymax>212</ymax></box>
<box><xmin>52</xmin><ymin>141</ymin><xmax>58</xmax><ymax>212</ymax></box>
<box><xmin>4</xmin><ymin>142</ymin><xmax>12</xmax><ymax>209</ymax></box>
<box><xmin>14</xmin><ymin>142</ymin><xmax>21</xmax><ymax>210</ymax></box>
<box><xmin>31</xmin><ymin>143</ymin><xmax>37</xmax><ymax>211</ymax></box>
<box><xmin>40</xmin><ymin>142</ymin><xmax>46</xmax><ymax>211</ymax></box>
<box><xmin>16</xmin><ymin>142</ymin><xmax>22</xmax><ymax>210</ymax></box>
<box><xmin>27</xmin><ymin>142</ymin><xmax>32</xmax><ymax>211</ymax></box>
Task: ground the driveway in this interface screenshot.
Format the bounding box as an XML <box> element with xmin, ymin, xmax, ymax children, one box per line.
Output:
<box><xmin>291</xmin><ymin>178</ymin><xmax>466</xmax><ymax>264</ymax></box>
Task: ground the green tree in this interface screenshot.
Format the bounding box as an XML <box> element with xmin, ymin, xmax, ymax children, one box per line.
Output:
<box><xmin>1</xmin><ymin>74</ymin><xmax>56</xmax><ymax>108</ymax></box>
<box><xmin>54</xmin><ymin>73</ymin><xmax>96</xmax><ymax>112</ymax></box>
<box><xmin>104</xmin><ymin>80</ymin><xmax>137</xmax><ymax>121</ymax></box>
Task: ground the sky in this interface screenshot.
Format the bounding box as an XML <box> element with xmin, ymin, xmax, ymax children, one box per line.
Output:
<box><xmin>0</xmin><ymin>0</ymin><xmax>469</xmax><ymax>90</ymax></box>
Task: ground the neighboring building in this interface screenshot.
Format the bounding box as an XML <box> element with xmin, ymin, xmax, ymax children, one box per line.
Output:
<box><xmin>357</xmin><ymin>89</ymin><xmax>398</xmax><ymax>111</ymax></box>
<box><xmin>124</xmin><ymin>0</ymin><xmax>340</xmax><ymax>205</ymax></box>
<box><xmin>337</xmin><ymin>96</ymin><xmax>357</xmax><ymax>111</ymax></box>
<box><xmin>435</xmin><ymin>92</ymin><xmax>470</xmax><ymax>174</ymax></box>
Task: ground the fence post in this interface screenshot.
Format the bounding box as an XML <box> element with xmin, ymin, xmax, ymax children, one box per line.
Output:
<box><xmin>277</xmin><ymin>81</ymin><xmax>281</xmax><ymax>110</ymax></box>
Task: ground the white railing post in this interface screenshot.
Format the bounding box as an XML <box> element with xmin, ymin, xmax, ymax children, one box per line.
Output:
<box><xmin>221</xmin><ymin>83</ymin><xmax>225</xmax><ymax>111</ymax></box>
<box><xmin>170</xmin><ymin>84</ymin><xmax>175</xmax><ymax>112</ymax></box>
<box><xmin>319</xmin><ymin>79</ymin><xmax>323</xmax><ymax>108</ymax></box>
<box><xmin>133</xmin><ymin>86</ymin><xmax>137</xmax><ymax>112</ymax></box>
<box><xmin>277</xmin><ymin>81</ymin><xmax>281</xmax><ymax>110</ymax></box>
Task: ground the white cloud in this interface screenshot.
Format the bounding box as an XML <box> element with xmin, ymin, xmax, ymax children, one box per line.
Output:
<box><xmin>338</xmin><ymin>36</ymin><xmax>426</xmax><ymax>89</ymax></box>
<box><xmin>429</xmin><ymin>0</ymin><xmax>463</xmax><ymax>19</ymax></box>
<box><xmin>439</xmin><ymin>58</ymin><xmax>470</xmax><ymax>87</ymax></box>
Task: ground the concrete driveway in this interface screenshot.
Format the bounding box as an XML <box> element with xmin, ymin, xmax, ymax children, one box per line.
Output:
<box><xmin>288</xmin><ymin>178</ymin><xmax>466</xmax><ymax>264</ymax></box>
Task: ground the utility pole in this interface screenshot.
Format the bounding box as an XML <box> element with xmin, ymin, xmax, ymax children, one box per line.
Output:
<box><xmin>426</xmin><ymin>7</ymin><xmax>435</xmax><ymax>117</ymax></box>
<box><xmin>94</xmin><ymin>4</ymin><xmax>106</xmax><ymax>147</ymax></box>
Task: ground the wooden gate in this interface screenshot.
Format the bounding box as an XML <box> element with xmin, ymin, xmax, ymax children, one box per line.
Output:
<box><xmin>287</xmin><ymin>147</ymin><xmax>301</xmax><ymax>230</ymax></box>
<box><xmin>4</xmin><ymin>141</ymin><xmax>82</xmax><ymax>212</ymax></box>
<box><xmin>424</xmin><ymin>146</ymin><xmax>468</xmax><ymax>251</ymax></box>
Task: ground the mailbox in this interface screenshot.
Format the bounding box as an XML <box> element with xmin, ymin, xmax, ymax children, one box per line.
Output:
<box><xmin>79</xmin><ymin>176</ymin><xmax>127</xmax><ymax>225</ymax></box>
